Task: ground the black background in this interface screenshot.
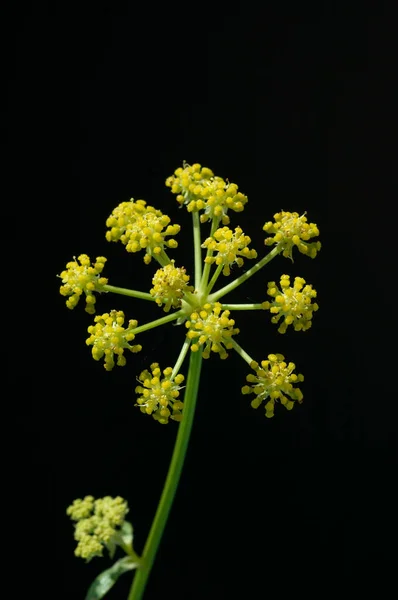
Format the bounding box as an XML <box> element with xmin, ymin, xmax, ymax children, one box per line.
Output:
<box><xmin>11</xmin><ymin>2</ymin><xmax>397</xmax><ymax>599</ymax></box>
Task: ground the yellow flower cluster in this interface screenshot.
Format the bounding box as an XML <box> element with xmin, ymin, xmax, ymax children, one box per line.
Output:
<box><xmin>165</xmin><ymin>162</ymin><xmax>214</xmax><ymax>210</ymax></box>
<box><xmin>165</xmin><ymin>162</ymin><xmax>248</xmax><ymax>225</ymax></box>
<box><xmin>263</xmin><ymin>211</ymin><xmax>321</xmax><ymax>259</ymax></box>
<box><xmin>263</xmin><ymin>275</ymin><xmax>319</xmax><ymax>333</ymax></box>
<box><xmin>135</xmin><ymin>363</ymin><xmax>185</xmax><ymax>424</ymax></box>
<box><xmin>66</xmin><ymin>496</ymin><xmax>129</xmax><ymax>561</ymax></box>
<box><xmin>59</xmin><ymin>254</ymin><xmax>108</xmax><ymax>314</ymax></box>
<box><xmin>86</xmin><ymin>310</ymin><xmax>142</xmax><ymax>370</ymax></box>
<box><xmin>202</xmin><ymin>226</ymin><xmax>258</xmax><ymax>276</ymax></box>
<box><xmin>242</xmin><ymin>354</ymin><xmax>304</xmax><ymax>418</ymax></box>
<box><xmin>150</xmin><ymin>260</ymin><xmax>194</xmax><ymax>312</ymax></box>
<box><xmin>105</xmin><ymin>199</ymin><xmax>180</xmax><ymax>264</ymax></box>
<box><xmin>185</xmin><ymin>302</ymin><xmax>239</xmax><ymax>359</ymax></box>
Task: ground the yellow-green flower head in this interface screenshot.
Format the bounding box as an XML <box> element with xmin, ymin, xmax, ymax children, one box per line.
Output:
<box><xmin>202</xmin><ymin>226</ymin><xmax>258</xmax><ymax>276</ymax></box>
<box><xmin>241</xmin><ymin>354</ymin><xmax>304</xmax><ymax>418</ymax></box>
<box><xmin>199</xmin><ymin>180</ymin><xmax>248</xmax><ymax>225</ymax></box>
<box><xmin>150</xmin><ymin>260</ymin><xmax>194</xmax><ymax>312</ymax></box>
<box><xmin>165</xmin><ymin>162</ymin><xmax>214</xmax><ymax>211</ymax></box>
<box><xmin>67</xmin><ymin>496</ymin><xmax>129</xmax><ymax>561</ymax></box>
<box><xmin>59</xmin><ymin>254</ymin><xmax>108</xmax><ymax>314</ymax></box>
<box><xmin>263</xmin><ymin>211</ymin><xmax>321</xmax><ymax>259</ymax></box>
<box><xmin>185</xmin><ymin>302</ymin><xmax>240</xmax><ymax>359</ymax></box>
<box><xmin>135</xmin><ymin>363</ymin><xmax>185</xmax><ymax>425</ymax></box>
<box><xmin>86</xmin><ymin>310</ymin><xmax>142</xmax><ymax>370</ymax></box>
<box><xmin>262</xmin><ymin>275</ymin><xmax>319</xmax><ymax>334</ymax></box>
<box><xmin>166</xmin><ymin>162</ymin><xmax>248</xmax><ymax>224</ymax></box>
<box><xmin>105</xmin><ymin>199</ymin><xmax>180</xmax><ymax>264</ymax></box>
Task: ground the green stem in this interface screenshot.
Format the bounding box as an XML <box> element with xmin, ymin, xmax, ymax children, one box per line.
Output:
<box><xmin>127</xmin><ymin>349</ymin><xmax>203</xmax><ymax>600</ymax></box>
<box><xmin>132</xmin><ymin>309</ymin><xmax>184</xmax><ymax>336</ymax></box>
<box><xmin>103</xmin><ymin>284</ymin><xmax>155</xmax><ymax>302</ymax></box>
<box><xmin>221</xmin><ymin>303</ymin><xmax>265</xmax><ymax>311</ymax></box>
<box><xmin>208</xmin><ymin>244</ymin><xmax>283</xmax><ymax>303</ymax></box>
<box><xmin>192</xmin><ymin>212</ymin><xmax>202</xmax><ymax>288</ymax></box>
<box><xmin>230</xmin><ymin>338</ymin><xmax>255</xmax><ymax>367</ymax></box>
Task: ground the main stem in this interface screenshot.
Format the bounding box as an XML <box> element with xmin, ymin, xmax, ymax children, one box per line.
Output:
<box><xmin>127</xmin><ymin>349</ymin><xmax>203</xmax><ymax>600</ymax></box>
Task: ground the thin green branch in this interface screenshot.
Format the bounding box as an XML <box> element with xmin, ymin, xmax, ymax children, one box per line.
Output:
<box><xmin>192</xmin><ymin>211</ymin><xmax>202</xmax><ymax>288</ymax></box>
<box><xmin>230</xmin><ymin>338</ymin><xmax>255</xmax><ymax>367</ymax></box>
<box><xmin>208</xmin><ymin>244</ymin><xmax>283</xmax><ymax>303</ymax></box>
<box><xmin>221</xmin><ymin>303</ymin><xmax>265</xmax><ymax>311</ymax></box>
<box><xmin>171</xmin><ymin>337</ymin><xmax>191</xmax><ymax>380</ymax></box>
<box><xmin>156</xmin><ymin>250</ymin><xmax>172</xmax><ymax>267</ymax></box>
<box><xmin>127</xmin><ymin>349</ymin><xmax>203</xmax><ymax>600</ymax></box>
<box><xmin>132</xmin><ymin>309</ymin><xmax>185</xmax><ymax>336</ymax></box>
<box><xmin>205</xmin><ymin>263</ymin><xmax>224</xmax><ymax>295</ymax></box>
<box><xmin>102</xmin><ymin>284</ymin><xmax>155</xmax><ymax>302</ymax></box>
<box><xmin>199</xmin><ymin>216</ymin><xmax>220</xmax><ymax>291</ymax></box>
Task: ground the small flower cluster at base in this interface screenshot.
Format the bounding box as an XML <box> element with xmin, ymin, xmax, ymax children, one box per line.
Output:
<box><xmin>242</xmin><ymin>354</ymin><xmax>304</xmax><ymax>418</ymax></box>
<box><xmin>59</xmin><ymin>254</ymin><xmax>108</xmax><ymax>314</ymax></box>
<box><xmin>67</xmin><ymin>496</ymin><xmax>129</xmax><ymax>561</ymax></box>
<box><xmin>166</xmin><ymin>162</ymin><xmax>248</xmax><ymax>225</ymax></box>
<box><xmin>185</xmin><ymin>302</ymin><xmax>240</xmax><ymax>359</ymax></box>
<box><xmin>105</xmin><ymin>199</ymin><xmax>180</xmax><ymax>264</ymax></box>
<box><xmin>262</xmin><ymin>275</ymin><xmax>319</xmax><ymax>333</ymax></box>
<box><xmin>86</xmin><ymin>310</ymin><xmax>142</xmax><ymax>370</ymax></box>
<box><xmin>150</xmin><ymin>261</ymin><xmax>194</xmax><ymax>312</ymax></box>
<box><xmin>263</xmin><ymin>211</ymin><xmax>321</xmax><ymax>259</ymax></box>
<box><xmin>202</xmin><ymin>226</ymin><xmax>258</xmax><ymax>275</ymax></box>
<box><xmin>135</xmin><ymin>363</ymin><xmax>185</xmax><ymax>424</ymax></box>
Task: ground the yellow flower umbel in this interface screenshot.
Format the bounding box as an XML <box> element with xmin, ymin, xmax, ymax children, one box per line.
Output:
<box><xmin>67</xmin><ymin>496</ymin><xmax>129</xmax><ymax>561</ymax></box>
<box><xmin>59</xmin><ymin>254</ymin><xmax>108</xmax><ymax>314</ymax></box>
<box><xmin>202</xmin><ymin>226</ymin><xmax>258</xmax><ymax>276</ymax></box>
<box><xmin>105</xmin><ymin>199</ymin><xmax>180</xmax><ymax>264</ymax></box>
<box><xmin>263</xmin><ymin>275</ymin><xmax>319</xmax><ymax>333</ymax></box>
<box><xmin>150</xmin><ymin>261</ymin><xmax>194</xmax><ymax>312</ymax></box>
<box><xmin>166</xmin><ymin>162</ymin><xmax>248</xmax><ymax>225</ymax></box>
<box><xmin>263</xmin><ymin>211</ymin><xmax>321</xmax><ymax>259</ymax></box>
<box><xmin>185</xmin><ymin>302</ymin><xmax>240</xmax><ymax>359</ymax></box>
<box><xmin>165</xmin><ymin>162</ymin><xmax>214</xmax><ymax>211</ymax></box>
<box><xmin>135</xmin><ymin>363</ymin><xmax>185</xmax><ymax>424</ymax></box>
<box><xmin>86</xmin><ymin>310</ymin><xmax>142</xmax><ymax>370</ymax></box>
<box><xmin>241</xmin><ymin>354</ymin><xmax>304</xmax><ymax>418</ymax></box>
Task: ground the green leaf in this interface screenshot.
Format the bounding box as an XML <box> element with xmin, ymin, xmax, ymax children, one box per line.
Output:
<box><xmin>85</xmin><ymin>556</ymin><xmax>139</xmax><ymax>600</ymax></box>
<box><xmin>120</xmin><ymin>520</ymin><xmax>134</xmax><ymax>547</ymax></box>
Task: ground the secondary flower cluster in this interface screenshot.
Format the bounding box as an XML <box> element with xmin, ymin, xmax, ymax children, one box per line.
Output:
<box><xmin>166</xmin><ymin>162</ymin><xmax>248</xmax><ymax>224</ymax></box>
<box><xmin>59</xmin><ymin>254</ymin><xmax>108</xmax><ymax>314</ymax></box>
<box><xmin>105</xmin><ymin>198</ymin><xmax>180</xmax><ymax>264</ymax></box>
<box><xmin>185</xmin><ymin>302</ymin><xmax>239</xmax><ymax>359</ymax></box>
<box><xmin>150</xmin><ymin>261</ymin><xmax>193</xmax><ymax>312</ymax></box>
<box><xmin>263</xmin><ymin>274</ymin><xmax>319</xmax><ymax>334</ymax></box>
<box><xmin>263</xmin><ymin>211</ymin><xmax>321</xmax><ymax>259</ymax></box>
<box><xmin>135</xmin><ymin>363</ymin><xmax>185</xmax><ymax>424</ymax></box>
<box><xmin>202</xmin><ymin>226</ymin><xmax>258</xmax><ymax>276</ymax></box>
<box><xmin>86</xmin><ymin>310</ymin><xmax>142</xmax><ymax>370</ymax></box>
<box><xmin>241</xmin><ymin>354</ymin><xmax>304</xmax><ymax>418</ymax></box>
<box><xmin>67</xmin><ymin>496</ymin><xmax>129</xmax><ymax>561</ymax></box>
